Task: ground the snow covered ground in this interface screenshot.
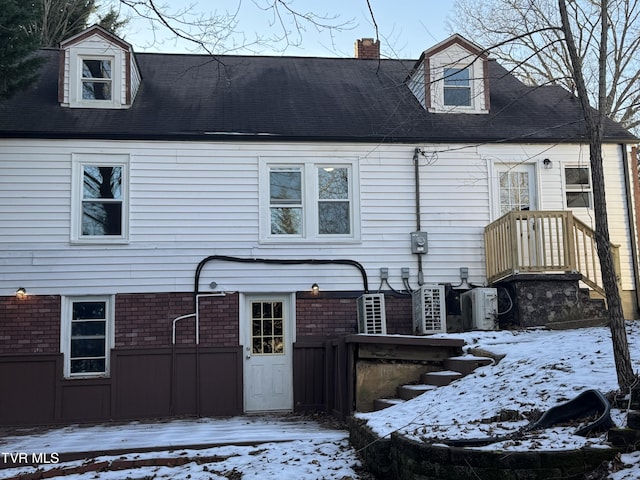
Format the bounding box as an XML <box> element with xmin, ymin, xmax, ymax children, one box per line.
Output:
<box><xmin>0</xmin><ymin>416</ymin><xmax>365</xmax><ymax>479</ymax></box>
<box><xmin>358</xmin><ymin>322</ymin><xmax>640</xmax><ymax>479</ymax></box>
<box><xmin>1</xmin><ymin>323</ymin><xmax>640</xmax><ymax>479</ymax></box>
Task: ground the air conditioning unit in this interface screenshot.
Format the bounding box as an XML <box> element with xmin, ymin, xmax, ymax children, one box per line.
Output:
<box><xmin>412</xmin><ymin>284</ymin><xmax>446</xmax><ymax>334</ymax></box>
<box><xmin>357</xmin><ymin>294</ymin><xmax>387</xmax><ymax>334</ymax></box>
<box><xmin>460</xmin><ymin>288</ymin><xmax>498</xmax><ymax>330</ymax></box>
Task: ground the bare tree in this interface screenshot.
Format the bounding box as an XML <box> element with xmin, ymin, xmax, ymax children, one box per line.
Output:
<box><xmin>114</xmin><ymin>0</ymin><xmax>353</xmax><ymax>54</ymax></box>
<box><xmin>452</xmin><ymin>0</ymin><xmax>640</xmax><ymax>134</ymax></box>
<box><xmin>557</xmin><ymin>0</ymin><xmax>636</xmax><ymax>392</ymax></box>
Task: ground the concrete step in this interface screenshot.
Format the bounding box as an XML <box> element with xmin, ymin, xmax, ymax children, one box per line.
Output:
<box><xmin>373</xmin><ymin>398</ymin><xmax>406</xmax><ymax>411</ymax></box>
<box><xmin>397</xmin><ymin>384</ymin><xmax>437</xmax><ymax>400</ymax></box>
<box><xmin>444</xmin><ymin>356</ymin><xmax>493</xmax><ymax>375</ymax></box>
<box><xmin>420</xmin><ymin>370</ymin><xmax>463</xmax><ymax>386</ymax></box>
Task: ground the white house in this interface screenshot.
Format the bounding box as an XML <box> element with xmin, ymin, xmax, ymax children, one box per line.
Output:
<box><xmin>0</xmin><ymin>26</ymin><xmax>637</xmax><ymax>425</ymax></box>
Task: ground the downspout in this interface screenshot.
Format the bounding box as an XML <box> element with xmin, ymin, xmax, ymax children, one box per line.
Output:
<box><xmin>413</xmin><ymin>148</ymin><xmax>425</xmax><ymax>285</ymax></box>
<box><xmin>621</xmin><ymin>144</ymin><xmax>640</xmax><ymax>312</ymax></box>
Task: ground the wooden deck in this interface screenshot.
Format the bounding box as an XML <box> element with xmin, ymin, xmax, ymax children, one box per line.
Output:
<box><xmin>484</xmin><ymin>210</ymin><xmax>620</xmax><ymax>296</ymax></box>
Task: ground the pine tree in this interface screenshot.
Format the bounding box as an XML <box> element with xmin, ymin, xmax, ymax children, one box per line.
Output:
<box><xmin>0</xmin><ymin>0</ymin><xmax>44</xmax><ymax>101</ymax></box>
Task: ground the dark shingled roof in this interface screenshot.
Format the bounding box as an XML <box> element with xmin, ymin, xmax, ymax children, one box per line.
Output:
<box><xmin>0</xmin><ymin>49</ymin><xmax>635</xmax><ymax>143</ymax></box>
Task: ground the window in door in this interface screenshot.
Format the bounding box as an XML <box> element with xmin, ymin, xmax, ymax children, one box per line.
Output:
<box><xmin>499</xmin><ymin>170</ymin><xmax>532</xmax><ymax>214</ymax></box>
<box><xmin>251</xmin><ymin>301</ymin><xmax>285</xmax><ymax>355</ymax></box>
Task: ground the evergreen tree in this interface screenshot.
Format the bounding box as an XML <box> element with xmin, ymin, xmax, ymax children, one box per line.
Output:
<box><xmin>0</xmin><ymin>0</ymin><xmax>43</xmax><ymax>100</ymax></box>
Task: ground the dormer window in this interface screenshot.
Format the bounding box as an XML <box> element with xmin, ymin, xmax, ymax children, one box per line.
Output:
<box><xmin>59</xmin><ymin>25</ymin><xmax>140</xmax><ymax>109</ymax></box>
<box><xmin>81</xmin><ymin>58</ymin><xmax>113</xmax><ymax>101</ymax></box>
<box><xmin>407</xmin><ymin>34</ymin><xmax>489</xmax><ymax>115</ymax></box>
<box><xmin>443</xmin><ymin>67</ymin><xmax>471</xmax><ymax>107</ymax></box>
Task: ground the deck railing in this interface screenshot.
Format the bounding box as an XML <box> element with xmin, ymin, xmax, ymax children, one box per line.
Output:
<box><xmin>484</xmin><ymin>210</ymin><xmax>620</xmax><ymax>296</ymax></box>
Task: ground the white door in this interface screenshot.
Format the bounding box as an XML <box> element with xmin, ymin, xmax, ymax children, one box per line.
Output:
<box><xmin>494</xmin><ymin>163</ymin><xmax>537</xmax><ymax>218</ymax></box>
<box><xmin>494</xmin><ymin>163</ymin><xmax>539</xmax><ymax>267</ymax></box>
<box><xmin>242</xmin><ymin>294</ymin><xmax>294</xmax><ymax>412</ymax></box>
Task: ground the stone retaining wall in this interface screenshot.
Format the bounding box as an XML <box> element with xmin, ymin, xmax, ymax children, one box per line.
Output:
<box><xmin>348</xmin><ymin>418</ymin><xmax>620</xmax><ymax>480</ymax></box>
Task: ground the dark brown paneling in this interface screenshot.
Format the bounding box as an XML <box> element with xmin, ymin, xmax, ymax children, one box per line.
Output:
<box><xmin>293</xmin><ymin>337</ymin><xmax>327</xmax><ymax>412</ymax></box>
<box><xmin>197</xmin><ymin>348</ymin><xmax>243</xmax><ymax>416</ymax></box>
<box><xmin>60</xmin><ymin>379</ymin><xmax>111</xmax><ymax>422</ymax></box>
<box><xmin>0</xmin><ymin>346</ymin><xmax>244</xmax><ymax>426</ymax></box>
<box><xmin>112</xmin><ymin>349</ymin><xmax>173</xmax><ymax>419</ymax></box>
<box><xmin>0</xmin><ymin>354</ymin><xmax>60</xmax><ymax>425</ymax></box>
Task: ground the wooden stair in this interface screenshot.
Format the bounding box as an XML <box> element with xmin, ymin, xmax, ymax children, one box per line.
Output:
<box><xmin>373</xmin><ymin>354</ymin><xmax>494</xmax><ymax>411</ymax></box>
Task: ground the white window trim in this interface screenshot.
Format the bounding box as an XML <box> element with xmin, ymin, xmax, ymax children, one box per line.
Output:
<box><xmin>443</xmin><ymin>67</ymin><xmax>472</xmax><ymax>107</ymax></box>
<box><xmin>429</xmin><ymin>60</ymin><xmax>488</xmax><ymax>114</ymax></box>
<box><xmin>563</xmin><ymin>165</ymin><xmax>593</xmax><ymax>209</ymax></box>
<box><xmin>71</xmin><ymin>153</ymin><xmax>130</xmax><ymax>244</ymax></box>
<box><xmin>60</xmin><ymin>295</ymin><xmax>115</xmax><ymax>379</ymax></box>
<box><xmin>259</xmin><ymin>157</ymin><xmax>361</xmax><ymax>243</ymax></box>
<box><xmin>71</xmin><ymin>53</ymin><xmax>121</xmax><ymax>109</ymax></box>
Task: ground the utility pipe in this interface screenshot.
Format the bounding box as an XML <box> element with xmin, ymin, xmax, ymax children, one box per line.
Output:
<box><xmin>413</xmin><ymin>147</ymin><xmax>425</xmax><ymax>285</ymax></box>
<box><xmin>194</xmin><ymin>255</ymin><xmax>370</xmax><ymax>310</ymax></box>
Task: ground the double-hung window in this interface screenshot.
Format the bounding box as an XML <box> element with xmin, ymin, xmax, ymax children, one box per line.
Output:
<box><xmin>61</xmin><ymin>296</ymin><xmax>114</xmax><ymax>378</ymax></box>
<box><xmin>564</xmin><ymin>166</ymin><xmax>592</xmax><ymax>208</ymax></box>
<box><xmin>81</xmin><ymin>57</ymin><xmax>113</xmax><ymax>102</ymax></box>
<box><xmin>443</xmin><ymin>67</ymin><xmax>472</xmax><ymax>107</ymax></box>
<box><xmin>72</xmin><ymin>154</ymin><xmax>129</xmax><ymax>243</ymax></box>
<box><xmin>261</xmin><ymin>159</ymin><xmax>359</xmax><ymax>242</ymax></box>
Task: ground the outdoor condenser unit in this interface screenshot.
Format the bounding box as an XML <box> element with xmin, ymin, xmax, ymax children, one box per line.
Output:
<box><xmin>460</xmin><ymin>288</ymin><xmax>498</xmax><ymax>330</ymax></box>
<box><xmin>412</xmin><ymin>284</ymin><xmax>447</xmax><ymax>334</ymax></box>
<box><xmin>357</xmin><ymin>294</ymin><xmax>387</xmax><ymax>334</ymax></box>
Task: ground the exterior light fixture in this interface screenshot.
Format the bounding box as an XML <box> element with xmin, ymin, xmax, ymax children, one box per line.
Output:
<box><xmin>543</xmin><ymin>158</ymin><xmax>552</xmax><ymax>169</ymax></box>
<box><xmin>15</xmin><ymin>287</ymin><xmax>27</xmax><ymax>299</ymax></box>
<box><xmin>311</xmin><ymin>283</ymin><xmax>319</xmax><ymax>295</ymax></box>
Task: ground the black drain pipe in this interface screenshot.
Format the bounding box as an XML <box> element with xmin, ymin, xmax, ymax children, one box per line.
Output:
<box><xmin>194</xmin><ymin>255</ymin><xmax>369</xmax><ymax>306</ymax></box>
<box><xmin>190</xmin><ymin>255</ymin><xmax>368</xmax><ymax>417</ymax></box>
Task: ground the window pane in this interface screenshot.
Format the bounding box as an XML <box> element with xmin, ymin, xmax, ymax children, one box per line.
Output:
<box><xmin>82</xmin><ymin>81</ymin><xmax>112</xmax><ymax>100</ymax></box>
<box><xmin>73</xmin><ymin>301</ymin><xmax>106</xmax><ymax>320</ymax></box>
<box><xmin>71</xmin><ymin>338</ymin><xmax>106</xmax><ymax>357</ymax></box>
<box><xmin>82</xmin><ymin>59</ymin><xmax>111</xmax><ymax>79</ymax></box>
<box><xmin>71</xmin><ymin>358</ymin><xmax>105</xmax><ymax>374</ymax></box>
<box><xmin>271</xmin><ymin>207</ymin><xmax>302</xmax><ymax>234</ymax></box>
<box><xmin>319</xmin><ymin>201</ymin><xmax>350</xmax><ymax>234</ymax></box>
<box><xmin>444</xmin><ymin>88</ymin><xmax>471</xmax><ymax>106</ymax></box>
<box><xmin>72</xmin><ymin>321</ymin><xmax>106</xmax><ymax>337</ymax></box>
<box><xmin>270</xmin><ymin>170</ymin><xmax>301</xmax><ymax>204</ymax></box>
<box><xmin>318</xmin><ymin>167</ymin><xmax>349</xmax><ymax>199</ymax></box>
<box><xmin>444</xmin><ymin>68</ymin><xmax>469</xmax><ymax>86</ymax></box>
<box><xmin>565</xmin><ymin>167</ymin><xmax>590</xmax><ymax>186</ymax></box>
<box><xmin>567</xmin><ymin>192</ymin><xmax>591</xmax><ymax>208</ymax></box>
<box><xmin>83</xmin><ymin>202</ymin><xmax>122</xmax><ymax>235</ymax></box>
<box><xmin>83</xmin><ymin>166</ymin><xmax>122</xmax><ymax>200</ymax></box>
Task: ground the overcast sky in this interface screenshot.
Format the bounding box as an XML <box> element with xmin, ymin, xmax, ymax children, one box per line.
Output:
<box><xmin>115</xmin><ymin>0</ymin><xmax>456</xmax><ymax>58</ymax></box>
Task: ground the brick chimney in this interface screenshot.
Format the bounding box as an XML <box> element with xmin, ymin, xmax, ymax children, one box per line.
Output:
<box><xmin>354</xmin><ymin>38</ymin><xmax>380</xmax><ymax>59</ymax></box>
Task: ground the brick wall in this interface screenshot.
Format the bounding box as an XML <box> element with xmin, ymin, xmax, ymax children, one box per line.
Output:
<box><xmin>1</xmin><ymin>291</ymin><xmax>412</xmax><ymax>355</ymax></box>
<box><xmin>0</xmin><ymin>295</ymin><xmax>61</xmax><ymax>354</ymax></box>
<box><xmin>354</xmin><ymin>38</ymin><xmax>380</xmax><ymax>59</ymax></box>
<box><xmin>116</xmin><ymin>292</ymin><xmax>239</xmax><ymax>348</ymax></box>
<box><xmin>296</xmin><ymin>296</ymin><xmax>358</xmax><ymax>337</ymax></box>
<box><xmin>295</xmin><ymin>293</ymin><xmax>413</xmax><ymax>337</ymax></box>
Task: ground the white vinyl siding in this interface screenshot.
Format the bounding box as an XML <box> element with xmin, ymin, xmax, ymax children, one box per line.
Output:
<box><xmin>0</xmin><ymin>140</ymin><xmax>635</xmax><ymax>296</ymax></box>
